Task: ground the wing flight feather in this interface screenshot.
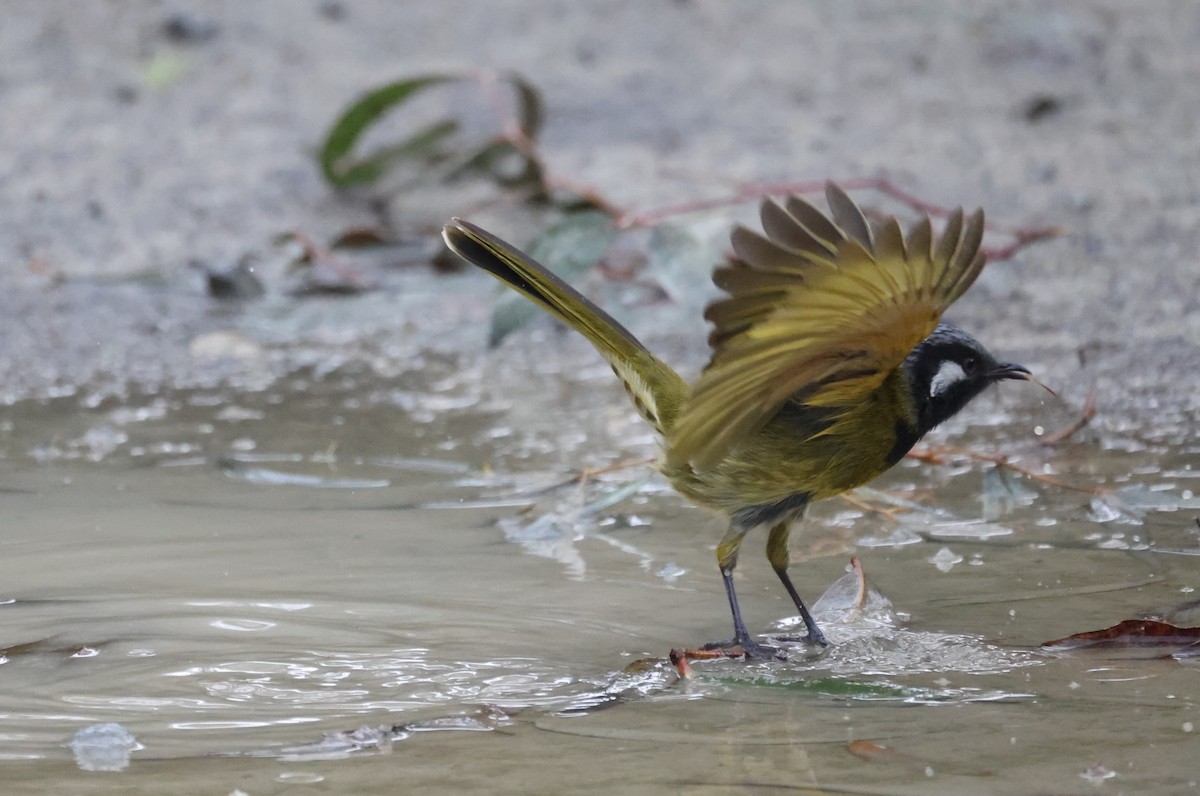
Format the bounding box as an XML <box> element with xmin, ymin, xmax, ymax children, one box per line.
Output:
<box><xmin>669</xmin><ymin>183</ymin><xmax>988</xmax><ymax>470</ymax></box>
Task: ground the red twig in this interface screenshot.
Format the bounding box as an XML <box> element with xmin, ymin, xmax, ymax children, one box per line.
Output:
<box><xmin>465</xmin><ymin>72</ymin><xmax>1061</xmax><ymax>264</ymax></box>
<box><xmin>669</xmin><ymin>645</ymin><xmax>747</xmax><ymax>678</ymax></box>
<box><xmin>288</xmin><ymin>230</ymin><xmax>367</xmax><ymax>288</ymax></box>
<box><xmin>617</xmin><ymin>176</ymin><xmax>1059</xmax><ymax>262</ymax></box>
<box><xmin>1040</xmin><ymin>387</ymin><xmax>1098</xmax><ymax>446</ymax></box>
<box><xmin>472</xmin><ymin>70</ymin><xmax>625</xmax><ymax>218</ymax></box>
<box><xmin>907</xmin><ymin>445</ymin><xmax>1102</xmax><ymax>495</ymax></box>
<box><xmin>982</xmin><ymin>225</ymin><xmax>1066</xmax><ymax>262</ymax></box>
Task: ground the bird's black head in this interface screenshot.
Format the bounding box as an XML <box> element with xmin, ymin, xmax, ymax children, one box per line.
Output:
<box><xmin>903</xmin><ymin>323</ymin><xmax>1030</xmax><ymax>436</ymax></box>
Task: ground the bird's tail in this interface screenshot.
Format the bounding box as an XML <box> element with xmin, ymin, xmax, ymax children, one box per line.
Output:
<box><xmin>443</xmin><ymin>219</ymin><xmax>687</xmax><ymax>434</ymax></box>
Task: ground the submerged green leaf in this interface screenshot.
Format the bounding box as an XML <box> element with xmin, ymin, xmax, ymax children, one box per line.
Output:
<box><xmin>980</xmin><ymin>466</ymin><xmax>1039</xmax><ymax>519</ymax></box>
<box><xmin>488</xmin><ymin>211</ymin><xmax>619</xmax><ymax>346</ymax></box>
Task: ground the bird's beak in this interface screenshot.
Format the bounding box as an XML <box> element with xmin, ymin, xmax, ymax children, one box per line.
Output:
<box><xmin>991</xmin><ymin>362</ymin><xmax>1058</xmax><ymax>398</ymax></box>
<box><xmin>990</xmin><ymin>362</ymin><xmax>1031</xmax><ymax>381</ymax></box>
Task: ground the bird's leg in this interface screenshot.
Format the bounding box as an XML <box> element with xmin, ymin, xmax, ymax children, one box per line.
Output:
<box><xmin>699</xmin><ymin>567</ymin><xmax>785</xmax><ymax>660</ymax></box>
<box><xmin>772</xmin><ymin>569</ymin><xmax>828</xmax><ymax>646</ymax></box>
<box><xmin>766</xmin><ymin>521</ymin><xmax>828</xmax><ymax>646</ymax></box>
<box><xmin>701</xmin><ymin>526</ymin><xmax>785</xmax><ymax>660</ymax></box>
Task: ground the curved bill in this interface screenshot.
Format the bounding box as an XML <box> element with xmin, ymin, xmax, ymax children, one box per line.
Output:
<box><xmin>991</xmin><ymin>362</ymin><xmax>1058</xmax><ymax>399</ymax></box>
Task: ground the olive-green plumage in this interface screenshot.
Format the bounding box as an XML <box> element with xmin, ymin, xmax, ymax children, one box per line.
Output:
<box><xmin>443</xmin><ymin>183</ymin><xmax>1030</xmax><ymax>657</ymax></box>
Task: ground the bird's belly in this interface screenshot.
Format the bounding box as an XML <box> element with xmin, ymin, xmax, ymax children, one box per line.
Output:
<box><xmin>665</xmin><ymin>412</ymin><xmax>905</xmax><ymax>514</ymax></box>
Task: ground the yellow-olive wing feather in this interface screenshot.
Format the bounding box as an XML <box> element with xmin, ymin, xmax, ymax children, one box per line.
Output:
<box><xmin>669</xmin><ymin>183</ymin><xmax>986</xmax><ymax>470</ymax></box>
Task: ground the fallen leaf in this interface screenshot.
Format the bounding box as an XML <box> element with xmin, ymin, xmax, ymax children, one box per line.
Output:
<box><xmin>318</xmin><ymin>70</ymin><xmax>547</xmax><ymax>193</ymax></box>
<box><xmin>319</xmin><ymin>74</ymin><xmax>458</xmax><ymax>188</ymax></box>
<box><xmin>192</xmin><ymin>256</ymin><xmax>264</xmax><ymax>300</ymax></box>
<box><xmin>330</xmin><ymin>227</ymin><xmax>391</xmax><ymax>249</ymax></box>
<box><xmin>847</xmin><ymin>740</ymin><xmax>902</xmax><ymax>764</ymax></box>
<box><xmin>1043</xmin><ymin>619</ymin><xmax>1200</xmax><ymax>658</ymax></box>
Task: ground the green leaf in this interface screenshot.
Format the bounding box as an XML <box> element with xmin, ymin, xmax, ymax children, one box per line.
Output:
<box><xmin>642</xmin><ymin>224</ymin><xmax>724</xmax><ymax>306</ymax></box>
<box><xmin>318</xmin><ymin>70</ymin><xmax>550</xmax><ymax>196</ymax></box>
<box><xmin>445</xmin><ymin>139</ymin><xmax>542</xmax><ymax>190</ymax></box>
<box><xmin>142</xmin><ymin>50</ymin><xmax>189</xmax><ymax>90</ymax></box>
<box><xmin>502</xmin><ymin>71</ymin><xmax>544</xmax><ymax>141</ymax></box>
<box><xmin>336</xmin><ymin>118</ymin><xmax>460</xmax><ymax>187</ymax></box>
<box><xmin>980</xmin><ymin>466</ymin><xmax>1039</xmax><ymax>519</ymax></box>
<box><xmin>320</xmin><ymin>74</ymin><xmax>457</xmax><ymax>188</ymax></box>
<box><xmin>488</xmin><ymin>211</ymin><xmax>619</xmax><ymax>347</ymax></box>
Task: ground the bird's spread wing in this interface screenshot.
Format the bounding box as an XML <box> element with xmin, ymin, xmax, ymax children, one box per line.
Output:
<box><xmin>669</xmin><ymin>182</ymin><xmax>986</xmax><ymax>470</ymax></box>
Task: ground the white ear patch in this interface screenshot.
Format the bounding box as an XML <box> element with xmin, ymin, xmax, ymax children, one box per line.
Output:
<box><xmin>930</xmin><ymin>360</ymin><xmax>968</xmax><ymax>397</ymax></box>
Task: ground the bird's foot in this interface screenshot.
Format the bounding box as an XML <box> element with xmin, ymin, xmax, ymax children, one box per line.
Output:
<box><xmin>700</xmin><ymin>638</ymin><xmax>787</xmax><ymax>661</ymax></box>
<box><xmin>771</xmin><ymin>629</ymin><xmax>830</xmax><ymax>648</ymax></box>
<box><xmin>670</xmin><ymin>639</ymin><xmax>786</xmax><ymax>678</ymax></box>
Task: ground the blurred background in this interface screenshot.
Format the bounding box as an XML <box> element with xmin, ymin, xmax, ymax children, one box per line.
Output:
<box><xmin>3</xmin><ymin>1</ymin><xmax>1199</xmax><ymax>378</ymax></box>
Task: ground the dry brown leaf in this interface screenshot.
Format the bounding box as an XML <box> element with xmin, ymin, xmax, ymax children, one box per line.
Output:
<box><xmin>1043</xmin><ymin>619</ymin><xmax>1200</xmax><ymax>654</ymax></box>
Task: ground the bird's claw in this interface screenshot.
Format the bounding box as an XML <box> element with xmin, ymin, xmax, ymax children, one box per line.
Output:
<box><xmin>701</xmin><ymin>638</ymin><xmax>788</xmax><ymax>661</ymax></box>
<box><xmin>770</xmin><ymin>630</ymin><xmax>830</xmax><ymax>648</ymax></box>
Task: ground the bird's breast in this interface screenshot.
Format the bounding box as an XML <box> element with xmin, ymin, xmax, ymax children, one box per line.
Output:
<box><xmin>664</xmin><ymin>373</ymin><xmax>918</xmax><ymax>514</ymax></box>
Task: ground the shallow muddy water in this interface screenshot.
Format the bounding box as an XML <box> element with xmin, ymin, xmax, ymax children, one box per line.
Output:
<box><xmin>1</xmin><ymin>326</ymin><xmax>1198</xmax><ymax>795</ymax></box>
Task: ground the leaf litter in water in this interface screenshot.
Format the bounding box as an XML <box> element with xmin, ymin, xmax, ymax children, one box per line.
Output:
<box><xmin>495</xmin><ymin>475</ymin><xmax>655</xmax><ymax>581</ymax></box>
<box><xmin>1042</xmin><ymin>619</ymin><xmax>1200</xmax><ymax>660</ymax></box>
<box><xmin>217</xmin><ymin>458</ymin><xmax>390</xmax><ymax>489</ymax></box>
<box><xmin>1087</xmin><ymin>484</ymin><xmax>1200</xmax><ymax>526</ymax></box>
<box><xmin>850</xmin><ymin>485</ymin><xmax>1015</xmax><ymax>546</ymax></box>
<box><xmin>979</xmin><ymin>465</ymin><xmax>1039</xmax><ymax>519</ymax></box>
<box><xmin>847</xmin><ymin>739</ymin><xmax>992</xmax><ymax>778</ymax></box>
<box><xmin>253</xmin><ymin>705</ymin><xmax>514</xmax><ymax>762</ymax></box>
<box><xmin>0</xmin><ymin>634</ymin><xmax>108</xmax><ymax>664</ymax></box>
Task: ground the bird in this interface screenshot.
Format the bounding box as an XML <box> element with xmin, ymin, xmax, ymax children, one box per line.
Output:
<box><xmin>442</xmin><ymin>182</ymin><xmax>1037</xmax><ymax>659</ymax></box>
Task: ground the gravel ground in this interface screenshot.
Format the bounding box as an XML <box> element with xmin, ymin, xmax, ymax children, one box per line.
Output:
<box><xmin>1</xmin><ymin>1</ymin><xmax>1197</xmax><ymax>415</ymax></box>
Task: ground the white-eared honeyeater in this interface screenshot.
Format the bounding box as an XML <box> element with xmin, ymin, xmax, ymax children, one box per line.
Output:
<box><xmin>443</xmin><ymin>183</ymin><xmax>1035</xmax><ymax>659</ymax></box>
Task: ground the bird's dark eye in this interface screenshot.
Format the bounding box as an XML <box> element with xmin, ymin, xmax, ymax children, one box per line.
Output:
<box><xmin>961</xmin><ymin>356</ymin><xmax>978</xmax><ymax>375</ymax></box>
